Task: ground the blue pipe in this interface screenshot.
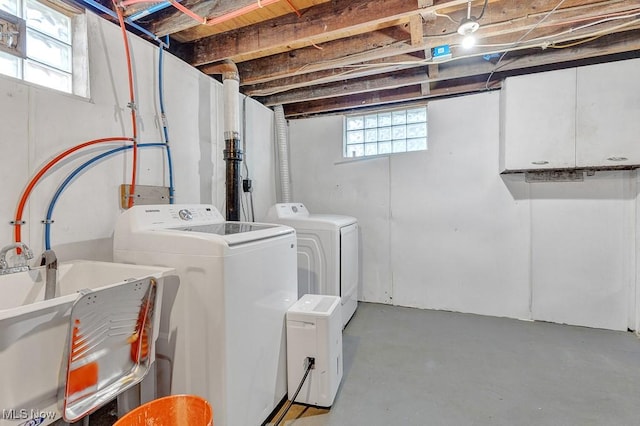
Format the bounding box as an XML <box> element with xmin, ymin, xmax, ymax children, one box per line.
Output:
<box><xmin>44</xmin><ymin>143</ymin><xmax>165</xmax><ymax>250</ymax></box>
<box><xmin>129</xmin><ymin>1</ymin><xmax>175</xmax><ymax>21</ymax></box>
<box><xmin>159</xmin><ymin>35</ymin><xmax>175</xmax><ymax>203</ymax></box>
<box><xmin>76</xmin><ymin>0</ymin><xmax>166</xmax><ymax>46</ymax></box>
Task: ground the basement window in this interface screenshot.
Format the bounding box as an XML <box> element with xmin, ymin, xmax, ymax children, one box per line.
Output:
<box><xmin>344</xmin><ymin>105</ymin><xmax>427</xmax><ymax>158</ymax></box>
<box><xmin>0</xmin><ymin>0</ymin><xmax>87</xmax><ymax>96</ymax></box>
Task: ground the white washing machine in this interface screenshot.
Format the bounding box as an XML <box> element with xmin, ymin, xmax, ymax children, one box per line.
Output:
<box><xmin>113</xmin><ymin>204</ymin><xmax>297</xmax><ymax>426</ymax></box>
<box><xmin>265</xmin><ymin>203</ymin><xmax>358</xmax><ymax>328</ymax></box>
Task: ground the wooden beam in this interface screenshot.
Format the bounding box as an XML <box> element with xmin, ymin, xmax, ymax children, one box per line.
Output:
<box><xmin>212</xmin><ymin>26</ymin><xmax>421</xmax><ymax>85</ymax></box>
<box><xmin>259</xmin><ymin>67</ymin><xmax>431</xmax><ymax>105</ymax></box>
<box><xmin>282</xmin><ymin>79</ymin><xmax>492</xmax><ymax>117</ymax></box>
<box><xmin>242</xmin><ymin>18</ymin><xmax>640</xmax><ymax>98</ymax></box>
<box><xmin>148</xmin><ymin>0</ymin><xmax>332</xmax><ymax>38</ymax></box>
<box><xmin>166</xmin><ymin>0</ymin><xmax>334</xmax><ymax>43</ymax></box>
<box><xmin>200</xmin><ymin>0</ymin><xmax>639</xmax><ymax>85</ymax></box>
<box><xmin>410</xmin><ymin>14</ymin><xmax>424</xmax><ymax>46</ymax></box>
<box><xmin>189</xmin><ymin>0</ymin><xmax>470</xmax><ymax>65</ymax></box>
<box><xmin>258</xmin><ymin>30</ymin><xmax>640</xmax><ymax>108</ymax></box>
<box><xmin>243</xmin><ymin>51</ymin><xmax>426</xmax><ymax>95</ymax></box>
<box><xmin>428</xmin><ymin>64</ymin><xmax>439</xmax><ymax>78</ymax></box>
<box><xmin>149</xmin><ymin>0</ymin><xmax>259</xmax><ymax>36</ymax></box>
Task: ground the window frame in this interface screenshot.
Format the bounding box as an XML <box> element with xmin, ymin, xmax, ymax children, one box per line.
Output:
<box><xmin>344</xmin><ymin>104</ymin><xmax>428</xmax><ymax>159</ymax></box>
<box><xmin>0</xmin><ymin>0</ymin><xmax>87</xmax><ymax>97</ymax></box>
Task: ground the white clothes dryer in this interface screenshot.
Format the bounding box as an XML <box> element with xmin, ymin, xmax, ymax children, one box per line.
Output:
<box><xmin>265</xmin><ymin>203</ymin><xmax>358</xmax><ymax>328</ymax></box>
<box><xmin>113</xmin><ymin>204</ymin><xmax>297</xmax><ymax>426</ymax></box>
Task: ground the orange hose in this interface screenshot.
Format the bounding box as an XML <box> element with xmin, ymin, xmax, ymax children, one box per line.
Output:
<box><xmin>114</xmin><ymin>2</ymin><xmax>138</xmax><ymax>208</ymax></box>
<box><xmin>13</xmin><ymin>137</ymin><xmax>134</xmax><ymax>245</ymax></box>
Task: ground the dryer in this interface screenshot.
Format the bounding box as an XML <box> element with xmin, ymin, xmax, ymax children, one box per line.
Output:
<box><xmin>113</xmin><ymin>204</ymin><xmax>297</xmax><ymax>426</ymax></box>
<box><xmin>265</xmin><ymin>203</ymin><xmax>358</xmax><ymax>328</ymax></box>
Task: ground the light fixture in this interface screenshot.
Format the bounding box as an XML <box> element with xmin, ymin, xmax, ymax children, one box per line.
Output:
<box><xmin>457</xmin><ymin>0</ymin><xmax>480</xmax><ymax>49</ymax></box>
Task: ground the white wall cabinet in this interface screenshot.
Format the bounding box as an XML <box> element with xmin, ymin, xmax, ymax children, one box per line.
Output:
<box><xmin>500</xmin><ymin>68</ymin><xmax>577</xmax><ymax>171</ymax></box>
<box><xmin>500</xmin><ymin>58</ymin><xmax>640</xmax><ymax>172</ymax></box>
<box><xmin>576</xmin><ymin>58</ymin><xmax>640</xmax><ymax>168</ymax></box>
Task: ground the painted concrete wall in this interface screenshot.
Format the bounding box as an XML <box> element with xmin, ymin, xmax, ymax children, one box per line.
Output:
<box><xmin>288</xmin><ymin>89</ymin><xmax>637</xmax><ymax>331</ymax></box>
<box><xmin>0</xmin><ymin>12</ymin><xmax>275</xmax><ymax>262</ymax></box>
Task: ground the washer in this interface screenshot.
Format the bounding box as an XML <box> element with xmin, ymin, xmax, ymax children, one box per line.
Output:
<box><xmin>265</xmin><ymin>203</ymin><xmax>358</xmax><ymax>328</ymax></box>
<box><xmin>113</xmin><ymin>204</ymin><xmax>297</xmax><ymax>426</ymax></box>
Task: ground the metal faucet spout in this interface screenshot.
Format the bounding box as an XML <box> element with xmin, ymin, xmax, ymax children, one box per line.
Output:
<box><xmin>40</xmin><ymin>249</ymin><xmax>58</xmax><ymax>300</ymax></box>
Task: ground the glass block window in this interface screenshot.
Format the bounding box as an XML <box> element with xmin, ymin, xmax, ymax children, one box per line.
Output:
<box><xmin>0</xmin><ymin>0</ymin><xmax>75</xmax><ymax>93</ymax></box>
<box><xmin>345</xmin><ymin>106</ymin><xmax>427</xmax><ymax>158</ymax></box>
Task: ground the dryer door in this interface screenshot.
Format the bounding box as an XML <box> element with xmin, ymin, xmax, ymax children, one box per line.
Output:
<box><xmin>340</xmin><ymin>223</ymin><xmax>359</xmax><ymax>326</ymax></box>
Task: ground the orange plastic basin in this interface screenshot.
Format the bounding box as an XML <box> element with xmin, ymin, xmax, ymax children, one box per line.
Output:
<box><xmin>114</xmin><ymin>395</ymin><xmax>213</xmax><ymax>426</ymax></box>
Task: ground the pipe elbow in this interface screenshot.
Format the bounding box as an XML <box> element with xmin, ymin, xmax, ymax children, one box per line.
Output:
<box><xmin>206</xmin><ymin>59</ymin><xmax>239</xmax><ymax>83</ymax></box>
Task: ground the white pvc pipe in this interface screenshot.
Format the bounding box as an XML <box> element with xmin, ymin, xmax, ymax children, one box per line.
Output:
<box><xmin>223</xmin><ymin>75</ymin><xmax>240</xmax><ymax>140</ymax></box>
<box><xmin>273</xmin><ymin>104</ymin><xmax>291</xmax><ymax>203</ymax></box>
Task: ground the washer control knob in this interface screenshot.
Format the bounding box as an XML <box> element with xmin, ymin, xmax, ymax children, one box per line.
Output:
<box><xmin>178</xmin><ymin>209</ymin><xmax>193</xmax><ymax>221</ymax></box>
<box><xmin>292</xmin><ymin>206</ymin><xmax>298</xmax><ymax>213</ymax></box>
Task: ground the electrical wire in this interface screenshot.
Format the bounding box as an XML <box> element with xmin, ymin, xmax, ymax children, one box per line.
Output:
<box><xmin>434</xmin><ymin>0</ymin><xmax>488</xmax><ymax>24</ymax></box>
<box><xmin>272</xmin><ymin>357</ymin><xmax>315</xmax><ymax>426</ymax></box>
<box><xmin>256</xmin><ymin>10</ymin><xmax>640</xmax><ymax>98</ymax></box>
<box><xmin>13</xmin><ymin>137</ymin><xmax>133</xmax><ymax>246</ymax></box>
<box><xmin>44</xmin><ymin>143</ymin><xmax>165</xmax><ymax>250</ymax></box>
<box><xmin>241</xmin><ymin>95</ymin><xmax>255</xmax><ymax>221</ymax></box>
<box><xmin>549</xmin><ymin>33</ymin><xmax>607</xmax><ymax>49</ymax></box>
<box><xmin>159</xmin><ymin>34</ymin><xmax>175</xmax><ymax>203</ymax></box>
<box><xmin>484</xmin><ymin>0</ymin><xmax>567</xmax><ymax>89</ymax></box>
<box><xmin>434</xmin><ymin>12</ymin><xmax>457</xmax><ymax>24</ymax></box>
<box><xmin>481</xmin><ymin>13</ymin><xmax>640</xmax><ymax>83</ymax></box>
<box><xmin>113</xmin><ymin>0</ymin><xmax>139</xmax><ymax>208</ymax></box>
<box><xmin>476</xmin><ymin>0</ymin><xmax>489</xmax><ymax>21</ymax></box>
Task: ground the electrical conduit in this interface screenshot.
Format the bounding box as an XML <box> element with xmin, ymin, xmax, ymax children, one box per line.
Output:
<box><xmin>44</xmin><ymin>143</ymin><xmax>165</xmax><ymax>250</ymax></box>
<box><xmin>113</xmin><ymin>0</ymin><xmax>139</xmax><ymax>208</ymax></box>
<box><xmin>13</xmin><ymin>137</ymin><xmax>134</xmax><ymax>245</ymax></box>
<box><xmin>273</xmin><ymin>104</ymin><xmax>291</xmax><ymax>203</ymax></box>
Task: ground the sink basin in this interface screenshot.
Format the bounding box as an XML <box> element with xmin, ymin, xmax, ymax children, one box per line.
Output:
<box><xmin>0</xmin><ymin>260</ymin><xmax>176</xmax><ymax>426</ymax></box>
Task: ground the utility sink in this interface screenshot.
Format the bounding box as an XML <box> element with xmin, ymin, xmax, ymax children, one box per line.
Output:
<box><xmin>0</xmin><ymin>260</ymin><xmax>176</xmax><ymax>426</ymax></box>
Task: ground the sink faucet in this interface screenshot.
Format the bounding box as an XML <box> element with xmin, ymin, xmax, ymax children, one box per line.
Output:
<box><xmin>0</xmin><ymin>243</ymin><xmax>34</xmax><ymax>275</ymax></box>
<box><xmin>40</xmin><ymin>249</ymin><xmax>58</xmax><ymax>300</ymax></box>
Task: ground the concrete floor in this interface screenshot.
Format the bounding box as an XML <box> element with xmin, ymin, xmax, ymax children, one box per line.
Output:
<box><xmin>72</xmin><ymin>302</ymin><xmax>640</xmax><ymax>425</ymax></box>
<box><xmin>284</xmin><ymin>302</ymin><xmax>640</xmax><ymax>426</ymax></box>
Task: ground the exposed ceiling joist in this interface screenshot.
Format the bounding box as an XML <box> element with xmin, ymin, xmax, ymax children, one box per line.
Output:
<box><xmin>104</xmin><ymin>0</ymin><xmax>640</xmax><ymax>117</ymax></box>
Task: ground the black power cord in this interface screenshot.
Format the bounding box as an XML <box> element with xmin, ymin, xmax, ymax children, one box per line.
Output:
<box><xmin>273</xmin><ymin>357</ymin><xmax>315</xmax><ymax>426</ymax></box>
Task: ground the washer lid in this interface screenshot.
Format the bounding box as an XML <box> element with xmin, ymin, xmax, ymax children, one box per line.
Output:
<box><xmin>165</xmin><ymin>221</ymin><xmax>293</xmax><ymax>246</ymax></box>
<box><xmin>170</xmin><ymin>222</ymin><xmax>278</xmax><ymax>235</ymax></box>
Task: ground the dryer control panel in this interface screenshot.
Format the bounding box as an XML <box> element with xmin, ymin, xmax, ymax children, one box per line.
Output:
<box><xmin>268</xmin><ymin>203</ymin><xmax>310</xmax><ymax>219</ymax></box>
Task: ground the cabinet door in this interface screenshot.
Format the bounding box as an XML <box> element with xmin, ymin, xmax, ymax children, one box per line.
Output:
<box><xmin>576</xmin><ymin>58</ymin><xmax>640</xmax><ymax>168</ymax></box>
<box><xmin>500</xmin><ymin>68</ymin><xmax>576</xmax><ymax>171</ymax></box>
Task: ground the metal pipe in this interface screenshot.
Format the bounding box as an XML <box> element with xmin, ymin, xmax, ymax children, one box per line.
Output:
<box><xmin>75</xmin><ymin>0</ymin><xmax>165</xmax><ymax>45</ymax></box>
<box><xmin>40</xmin><ymin>249</ymin><xmax>57</xmax><ymax>300</ymax></box>
<box><xmin>209</xmin><ymin>60</ymin><xmax>243</xmax><ymax>221</ymax></box>
<box><xmin>128</xmin><ymin>1</ymin><xmax>175</xmax><ymax>21</ymax></box>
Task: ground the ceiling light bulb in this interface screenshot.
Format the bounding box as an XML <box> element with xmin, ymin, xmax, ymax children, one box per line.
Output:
<box><xmin>461</xmin><ymin>34</ymin><xmax>476</xmax><ymax>49</ymax></box>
